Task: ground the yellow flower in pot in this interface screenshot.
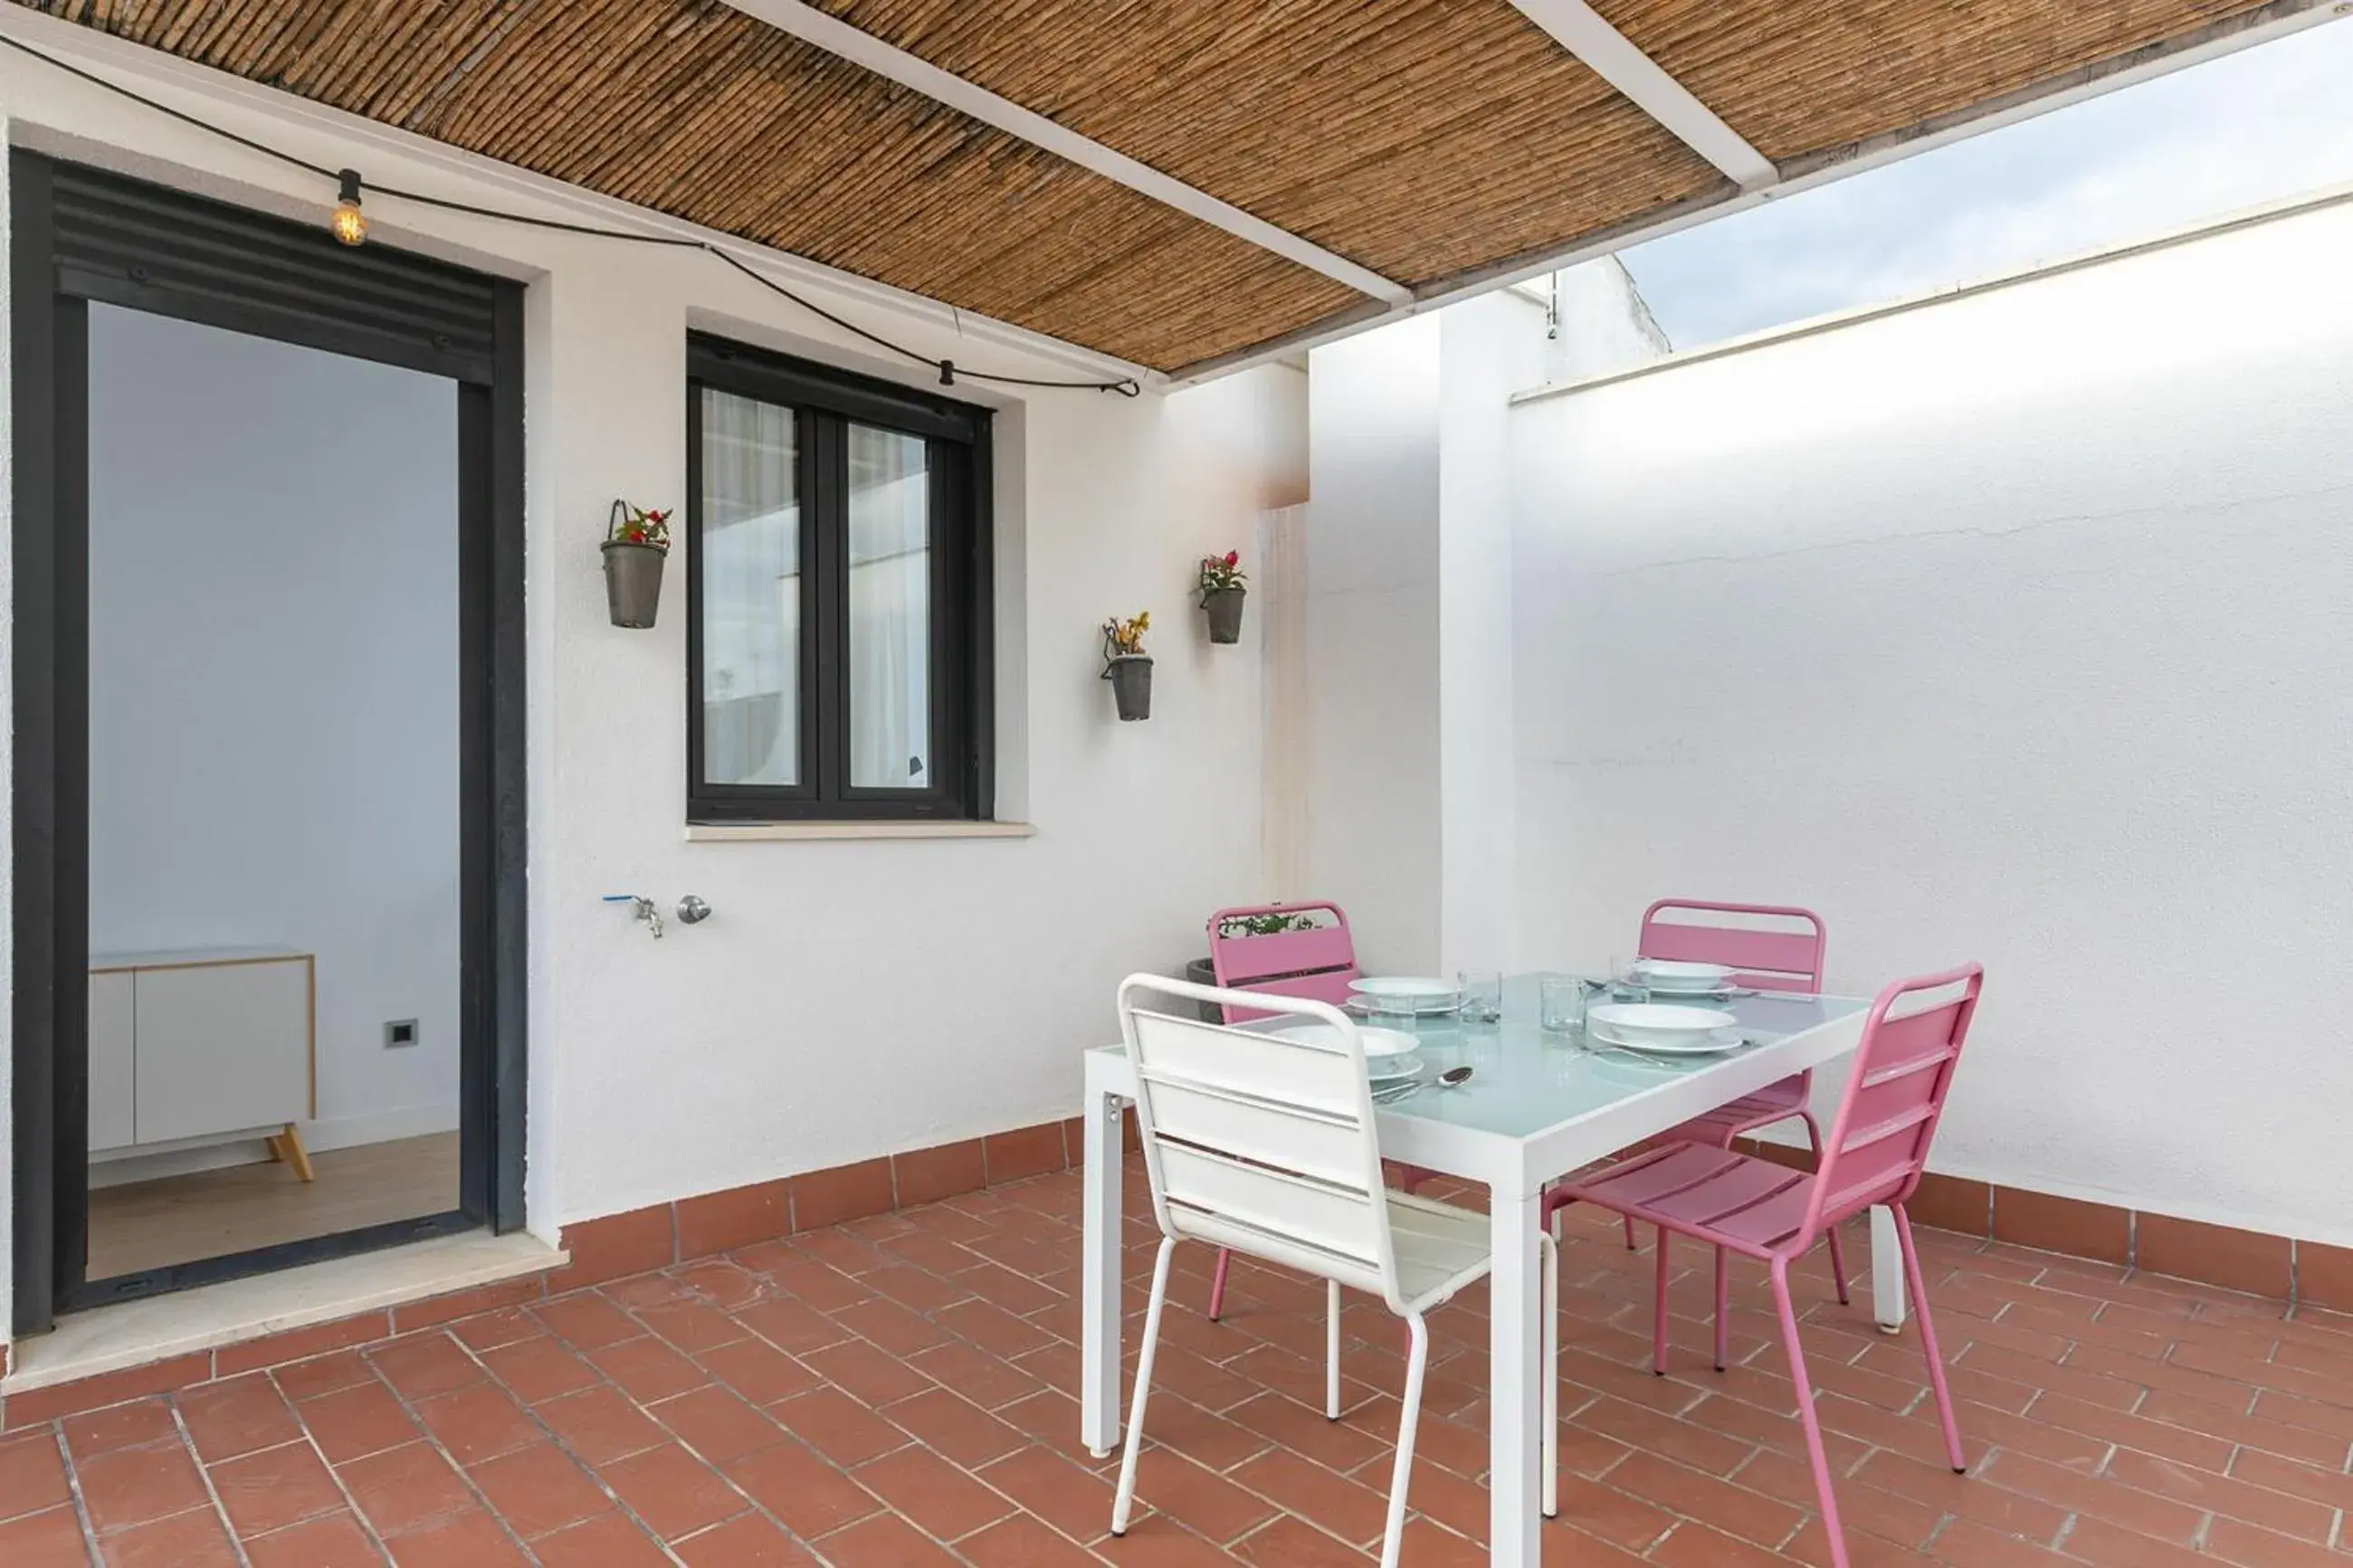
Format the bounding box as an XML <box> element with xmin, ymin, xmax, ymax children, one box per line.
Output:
<box><xmin>1101</xmin><ymin>612</ymin><xmax>1153</xmax><ymax>720</ymax></box>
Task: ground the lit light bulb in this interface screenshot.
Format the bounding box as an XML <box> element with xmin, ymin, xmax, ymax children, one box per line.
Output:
<box><xmin>329</xmin><ymin>168</ymin><xmax>367</xmax><ymax>247</ymax></box>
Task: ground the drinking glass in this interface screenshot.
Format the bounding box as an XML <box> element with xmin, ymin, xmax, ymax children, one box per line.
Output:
<box><xmin>1539</xmin><ymin>976</ymin><xmax>1586</xmax><ymax>1035</ymax></box>
<box><xmin>1457</xmin><ymin>968</ymin><xmax>1502</xmax><ymax>1024</ymax></box>
<box><xmin>1606</xmin><ymin>955</ymin><xmax>1649</xmax><ymax>1004</ymax></box>
<box><xmin>1371</xmin><ymin>991</ymin><xmax>1417</xmax><ymax>1032</ymax></box>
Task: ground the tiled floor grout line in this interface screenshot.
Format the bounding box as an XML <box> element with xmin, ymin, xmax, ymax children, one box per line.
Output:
<box><xmin>262</xmin><ymin>1368</ymin><xmax>403</xmax><ymax>1566</ymax></box>
<box><xmin>168</xmin><ymin>1405</ymin><xmax>258</xmax><ymax>1568</ymax></box>
<box><xmin>2049</xmin><ymin>1509</ymin><xmax>2080</xmax><ymax>1554</ymax></box>
<box><xmin>49</xmin><ymin>1425</ymin><xmax>107</xmax><ymax>1565</ymax></box>
<box><xmin>910</xmin><ymin>1185</ymin><xmax>1517</xmax><ymax>1556</ymax></box>
<box><xmin>358</xmin><ymin>1332</ymin><xmax>595</xmax><ymax>1568</ymax></box>
<box><xmin>564</xmin><ymin>1255</ymin><xmax>1217</xmax><ymax>1567</ymax></box>
<box><xmin>495</xmin><ymin>1304</ymin><xmax>889</xmax><ymax>1567</ymax></box>
<box><xmin>443</xmin><ymin>1328</ymin><xmax>702</xmax><ymax>1566</ymax></box>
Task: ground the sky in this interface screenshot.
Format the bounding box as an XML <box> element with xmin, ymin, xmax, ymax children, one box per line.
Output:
<box><xmin>1617</xmin><ymin>14</ymin><xmax>2353</xmax><ymax>350</ymax></box>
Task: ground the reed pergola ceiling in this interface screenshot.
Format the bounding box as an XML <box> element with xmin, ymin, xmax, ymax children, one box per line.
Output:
<box><xmin>18</xmin><ymin>0</ymin><xmax>2331</xmax><ymax>380</ymax></box>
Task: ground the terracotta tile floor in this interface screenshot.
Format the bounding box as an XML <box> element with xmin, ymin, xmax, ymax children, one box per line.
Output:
<box><xmin>6</xmin><ymin>1159</ymin><xmax>2353</xmax><ymax>1566</ymax></box>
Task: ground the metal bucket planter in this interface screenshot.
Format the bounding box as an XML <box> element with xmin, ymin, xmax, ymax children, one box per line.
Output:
<box><xmin>603</xmin><ymin>541</ymin><xmax>666</xmax><ymax>629</ymax></box>
<box><xmin>1202</xmin><ymin>586</ymin><xmax>1246</xmax><ymax>644</ymax></box>
<box><xmin>1105</xmin><ymin>653</ymin><xmax>1154</xmax><ymax>721</ymax></box>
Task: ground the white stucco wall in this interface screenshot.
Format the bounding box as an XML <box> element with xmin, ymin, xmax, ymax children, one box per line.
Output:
<box><xmin>1437</xmin><ymin>295</ymin><xmax>1546</xmax><ymax>974</ymax></box>
<box><xmin>1299</xmin><ymin>291</ymin><xmax>1549</xmax><ymax>980</ymax></box>
<box><xmin>1301</xmin><ymin>316</ymin><xmax>1446</xmax><ymax>975</ymax></box>
<box><xmin>0</xmin><ymin>45</ymin><xmax>1298</xmax><ymax>1334</ymax></box>
<box><xmin>1538</xmin><ymin>257</ymin><xmax>1672</xmax><ymax>385</ymax></box>
<box><xmin>1508</xmin><ymin>191</ymin><xmax>2353</xmax><ymax>1242</ymax></box>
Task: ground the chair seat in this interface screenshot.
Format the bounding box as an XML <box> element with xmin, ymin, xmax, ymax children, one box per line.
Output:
<box><xmin>1556</xmin><ymin>1143</ymin><xmax>1820</xmax><ymax>1260</ymax></box>
<box><xmin>1386</xmin><ymin>1190</ymin><xmax>1495</xmax><ymax>1310</ymax></box>
<box><xmin>1656</xmin><ymin>1073</ymin><xmax>1808</xmax><ymax>1147</ymax></box>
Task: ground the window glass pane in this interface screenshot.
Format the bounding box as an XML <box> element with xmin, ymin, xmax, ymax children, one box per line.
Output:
<box><xmin>699</xmin><ymin>387</ymin><xmax>799</xmax><ymax>786</ymax></box>
<box><xmin>846</xmin><ymin>424</ymin><xmax>931</xmax><ymax>789</ymax></box>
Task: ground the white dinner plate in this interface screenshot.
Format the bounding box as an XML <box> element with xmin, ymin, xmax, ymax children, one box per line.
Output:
<box><xmin>1588</xmin><ymin>1024</ymin><xmax>1742</xmax><ymax>1057</ymax></box>
<box><xmin>1367</xmin><ymin>1054</ymin><xmax>1425</xmax><ymax>1083</ymax></box>
<box><xmin>1587</xmin><ymin>1002</ymin><xmax>1738</xmax><ymax>1051</ymax></box>
<box><xmin>1628</xmin><ymin>959</ymin><xmax>1737</xmax><ymax>993</ymax></box>
<box><xmin>1272</xmin><ymin>1022</ymin><xmax>1420</xmax><ymax>1060</ymax></box>
<box><xmin>1348</xmin><ymin>976</ymin><xmax>1463</xmax><ymax>1014</ymax></box>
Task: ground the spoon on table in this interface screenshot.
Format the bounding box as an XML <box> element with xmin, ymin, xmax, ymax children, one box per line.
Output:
<box><xmin>1371</xmin><ymin>1065</ymin><xmax>1472</xmax><ymax>1105</ymax></box>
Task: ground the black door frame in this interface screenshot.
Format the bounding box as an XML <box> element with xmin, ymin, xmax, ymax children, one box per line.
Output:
<box><xmin>8</xmin><ymin>153</ymin><xmax>529</xmax><ymax>1334</ymax></box>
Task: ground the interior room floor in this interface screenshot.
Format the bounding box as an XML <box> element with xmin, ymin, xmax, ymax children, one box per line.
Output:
<box><xmin>5</xmin><ymin>1158</ymin><xmax>2348</xmax><ymax>1566</ymax></box>
<box><xmin>86</xmin><ymin>1132</ymin><xmax>462</xmax><ymax>1281</ymax></box>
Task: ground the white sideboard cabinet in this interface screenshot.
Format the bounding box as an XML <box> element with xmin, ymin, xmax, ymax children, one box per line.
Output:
<box><xmin>88</xmin><ymin>947</ymin><xmax>318</xmax><ymax>1180</ymax></box>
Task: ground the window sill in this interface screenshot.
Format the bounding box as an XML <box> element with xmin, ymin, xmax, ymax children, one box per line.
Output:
<box><xmin>684</xmin><ymin>821</ymin><xmax>1037</xmax><ymax>843</ymax></box>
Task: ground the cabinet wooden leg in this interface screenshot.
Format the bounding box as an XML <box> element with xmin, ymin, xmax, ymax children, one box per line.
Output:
<box><xmin>271</xmin><ymin>1123</ymin><xmax>317</xmax><ymax>1183</ymax></box>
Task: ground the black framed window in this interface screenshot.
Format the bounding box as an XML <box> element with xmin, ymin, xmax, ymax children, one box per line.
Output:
<box><xmin>687</xmin><ymin>335</ymin><xmax>993</xmax><ymax>822</ymax></box>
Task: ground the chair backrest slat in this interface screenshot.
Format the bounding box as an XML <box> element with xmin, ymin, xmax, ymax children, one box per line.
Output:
<box><xmin>1126</xmin><ymin>1009</ymin><xmax>1358</xmax><ymax>1115</ymax></box>
<box><xmin>1164</xmin><ymin>1199</ymin><xmax>1390</xmax><ymax>1298</ymax></box>
<box><xmin>1217</xmin><ymin>924</ymin><xmax>1358</xmax><ymax>984</ymax></box>
<box><xmin>1836</xmin><ymin>1098</ymin><xmax>1939</xmax><ymax>1157</ymax></box>
<box><xmin>1119</xmin><ymin>974</ymin><xmax>1407</xmax><ymax>1312</ymax></box>
<box><xmin>1217</xmin><ymin>970</ymin><xmax>1360</xmax><ymax>1016</ymax></box>
<box><xmin>1800</xmin><ymin>966</ymin><xmax>1983</xmax><ymax>1243</ymax></box>
<box><xmin>1135</xmin><ymin>1069</ymin><xmax>1368</xmax><ymax>1187</ymax></box>
<box><xmin>1157</xmin><ymin>1144</ymin><xmax>1382</xmax><ymax>1269</ymax></box>
<box><xmin>1639</xmin><ymin>899</ymin><xmax>1826</xmax><ymax>992</ymax></box>
<box><xmin>1209</xmin><ymin>901</ymin><xmax>1359</xmax><ymax>1023</ymax></box>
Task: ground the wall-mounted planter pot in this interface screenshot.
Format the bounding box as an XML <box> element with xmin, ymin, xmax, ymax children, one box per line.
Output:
<box><xmin>1105</xmin><ymin>654</ymin><xmax>1154</xmax><ymax>721</ymax></box>
<box><xmin>1202</xmin><ymin>586</ymin><xmax>1247</xmax><ymax>644</ymax></box>
<box><xmin>603</xmin><ymin>541</ymin><xmax>666</xmax><ymax>629</ymax></box>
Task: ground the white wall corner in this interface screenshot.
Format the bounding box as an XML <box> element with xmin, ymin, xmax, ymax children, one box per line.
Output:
<box><xmin>1437</xmin><ymin>293</ymin><xmax>1547</xmax><ymax>974</ymax></box>
<box><xmin>1302</xmin><ymin>317</ymin><xmax>1445</xmax><ymax>973</ymax></box>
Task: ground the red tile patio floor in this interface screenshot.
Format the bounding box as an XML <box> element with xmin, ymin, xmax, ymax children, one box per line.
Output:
<box><xmin>5</xmin><ymin>1157</ymin><xmax>2353</xmax><ymax>1566</ymax></box>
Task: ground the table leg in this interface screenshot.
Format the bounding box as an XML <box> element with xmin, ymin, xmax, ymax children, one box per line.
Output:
<box><xmin>1081</xmin><ymin>1065</ymin><xmax>1127</xmax><ymax>1458</ymax></box>
<box><xmin>1871</xmin><ymin>1205</ymin><xmax>1908</xmax><ymax>1334</ymax></box>
<box><xmin>1489</xmin><ymin>1183</ymin><xmax>1543</xmax><ymax>1568</ymax></box>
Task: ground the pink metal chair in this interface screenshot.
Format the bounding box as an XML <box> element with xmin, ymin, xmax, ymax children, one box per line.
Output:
<box><xmin>1591</xmin><ymin>901</ymin><xmax>1844</xmax><ymax>1299</ymax></box>
<box><xmin>1202</xmin><ymin>901</ymin><xmax>1359</xmax><ymax>1323</ymax></box>
<box><xmin>1205</xmin><ymin>900</ymin><xmax>1361</xmax><ymax>1021</ymax></box>
<box><xmin>1551</xmin><ymin>965</ymin><xmax>1983</xmax><ymax>1568</ymax></box>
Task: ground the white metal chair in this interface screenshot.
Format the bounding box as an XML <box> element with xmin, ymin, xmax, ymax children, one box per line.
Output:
<box><xmin>1110</xmin><ymin>974</ymin><xmax>1558</xmax><ymax>1568</ymax></box>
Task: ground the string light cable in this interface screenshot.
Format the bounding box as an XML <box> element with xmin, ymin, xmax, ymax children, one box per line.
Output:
<box><xmin>0</xmin><ymin>31</ymin><xmax>1143</xmax><ymax>396</ymax></box>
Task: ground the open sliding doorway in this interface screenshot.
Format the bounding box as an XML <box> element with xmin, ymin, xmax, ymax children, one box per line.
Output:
<box><xmin>9</xmin><ymin>155</ymin><xmax>526</xmax><ymax>1333</ymax></box>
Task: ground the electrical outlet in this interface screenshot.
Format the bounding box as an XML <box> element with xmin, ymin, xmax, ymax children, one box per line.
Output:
<box><xmin>385</xmin><ymin>1019</ymin><xmax>420</xmax><ymax>1049</ymax></box>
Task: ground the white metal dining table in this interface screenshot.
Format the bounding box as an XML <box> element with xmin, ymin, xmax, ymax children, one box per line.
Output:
<box><xmin>1078</xmin><ymin>974</ymin><xmax>1900</xmax><ymax>1567</ymax></box>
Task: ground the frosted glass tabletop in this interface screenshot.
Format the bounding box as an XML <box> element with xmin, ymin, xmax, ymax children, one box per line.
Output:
<box><xmin>1312</xmin><ymin>974</ymin><xmax>1869</xmax><ymax>1141</ymax></box>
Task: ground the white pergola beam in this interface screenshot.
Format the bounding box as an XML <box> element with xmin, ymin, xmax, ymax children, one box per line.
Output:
<box><xmin>720</xmin><ymin>0</ymin><xmax>1412</xmax><ymax>307</ymax></box>
<box><xmin>1175</xmin><ymin>0</ymin><xmax>2342</xmax><ymax>384</ymax></box>
<box><xmin>1509</xmin><ymin>0</ymin><xmax>1777</xmax><ymax>190</ymax></box>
